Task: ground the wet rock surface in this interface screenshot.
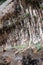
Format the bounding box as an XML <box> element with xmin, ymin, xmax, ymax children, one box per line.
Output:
<box><xmin>0</xmin><ymin>48</ymin><xmax>43</xmax><ymax>65</ymax></box>
<box><xmin>0</xmin><ymin>0</ymin><xmax>43</xmax><ymax>65</ymax></box>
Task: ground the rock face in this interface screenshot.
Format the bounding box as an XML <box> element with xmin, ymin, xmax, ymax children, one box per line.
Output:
<box><xmin>0</xmin><ymin>0</ymin><xmax>43</xmax><ymax>65</ymax></box>
<box><xmin>0</xmin><ymin>0</ymin><xmax>43</xmax><ymax>50</ymax></box>
<box><xmin>0</xmin><ymin>56</ymin><xmax>11</xmax><ymax>65</ymax></box>
<box><xmin>0</xmin><ymin>48</ymin><xmax>43</xmax><ymax>65</ymax></box>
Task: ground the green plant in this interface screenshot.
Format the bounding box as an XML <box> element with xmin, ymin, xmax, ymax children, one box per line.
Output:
<box><xmin>36</xmin><ymin>42</ymin><xmax>42</xmax><ymax>51</ymax></box>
